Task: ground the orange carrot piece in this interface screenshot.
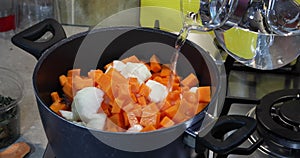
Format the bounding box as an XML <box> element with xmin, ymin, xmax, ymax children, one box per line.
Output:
<box><xmin>160</xmin><ymin>100</ymin><xmax>172</xmax><ymax>111</ymax></box>
<box><xmin>150</xmin><ymin>54</ymin><xmax>160</xmax><ymax>63</ymax></box>
<box><xmin>96</xmin><ymin>74</ymin><xmax>111</xmax><ymax>92</ymax></box>
<box><xmin>197</xmin><ymin>102</ymin><xmax>208</xmax><ymax>114</ymax></box>
<box><xmin>130</xmin><ymin>93</ymin><xmax>137</xmax><ymax>103</ymax></box>
<box><xmin>164</xmin><ymin>104</ymin><xmax>179</xmax><ymax>118</ymax></box>
<box><xmin>138</xmin><ymin>83</ymin><xmax>151</xmax><ymax>97</ymax></box>
<box><xmin>50</xmin><ymin>102</ymin><xmax>68</xmax><ymax>114</ymax></box>
<box><xmin>129</xmin><ymin>77</ymin><xmax>140</xmax><ymax>93</ymax></box>
<box><xmin>172</xmin><ymin>112</ymin><xmax>187</xmax><ymax>123</ymax></box>
<box><xmin>153</xmin><ymin>76</ymin><xmax>163</xmax><ymax>84</ymax></box>
<box><xmin>62</xmin><ymin>83</ymin><xmax>73</xmax><ymax>99</ymax></box>
<box><xmin>122</xmin><ymin>111</ymin><xmax>130</xmax><ymax>128</ymax></box>
<box><xmin>105</xmin><ymin>119</ymin><xmax>123</xmax><ymax>132</ymax></box>
<box><xmin>160</xmin><ymin>116</ymin><xmax>175</xmax><ymax>128</ymax></box>
<box><xmin>140</xmin><ymin>112</ymin><xmax>161</xmax><ymax>128</ymax></box>
<box><xmin>104</xmin><ymin>63</ymin><xmax>113</xmax><ymax>70</ymax></box>
<box><xmin>141</xmin><ymin>125</ymin><xmax>156</xmax><ymax>132</ymax></box>
<box><xmin>50</xmin><ymin>92</ymin><xmax>61</xmax><ymax>102</ymax></box>
<box><xmin>88</xmin><ymin>69</ymin><xmax>104</xmax><ymax>81</ymax></box>
<box><xmin>182</xmin><ymin>91</ymin><xmax>198</xmax><ymax>104</ymax></box>
<box><xmin>166</xmin><ymin>90</ymin><xmax>181</xmax><ymax>102</ymax></box>
<box><xmin>150</xmin><ymin>55</ymin><xmax>161</xmax><ymax>73</ymax></box>
<box><xmin>150</xmin><ymin>63</ymin><xmax>161</xmax><ymax>73</ymax></box>
<box><xmin>126</xmin><ymin>112</ymin><xmax>139</xmax><ymax>127</ymax></box>
<box><xmin>142</xmin><ymin>102</ymin><xmax>159</xmax><ymax>117</ymax></box>
<box><xmin>111</xmin><ymin>100</ymin><xmax>121</xmax><ymax>114</ymax></box>
<box><xmin>98</xmin><ymin>102</ymin><xmax>112</xmax><ymax>117</ymax></box>
<box><xmin>109</xmin><ymin>113</ymin><xmax>124</xmax><ymax>128</ymax></box>
<box><xmin>160</xmin><ymin>67</ymin><xmax>171</xmax><ymax>77</ymax></box>
<box><xmin>67</xmin><ymin>69</ymin><xmax>80</xmax><ymax>77</ymax></box>
<box><xmin>144</xmin><ymin>63</ymin><xmax>151</xmax><ymax>71</ymax></box>
<box><xmin>122</xmin><ymin>55</ymin><xmax>140</xmax><ymax>63</ymax></box>
<box><xmin>73</xmin><ymin>76</ymin><xmax>93</xmax><ymax>90</ymax></box>
<box><xmin>137</xmin><ymin>96</ymin><xmax>147</xmax><ymax>106</ymax></box>
<box><xmin>59</xmin><ymin>75</ymin><xmax>68</xmax><ymax>86</ymax></box>
<box><xmin>181</xmin><ymin>73</ymin><xmax>199</xmax><ymax>88</ymax></box>
<box><xmin>197</xmin><ymin>86</ymin><xmax>211</xmax><ymax>103</ymax></box>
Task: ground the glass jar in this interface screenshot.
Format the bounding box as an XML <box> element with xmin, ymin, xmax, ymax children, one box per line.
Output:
<box><xmin>0</xmin><ymin>67</ymin><xmax>23</xmax><ymax>148</ymax></box>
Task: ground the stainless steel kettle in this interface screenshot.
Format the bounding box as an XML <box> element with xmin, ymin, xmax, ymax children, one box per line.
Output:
<box><xmin>181</xmin><ymin>0</ymin><xmax>300</xmax><ymax>69</ymax></box>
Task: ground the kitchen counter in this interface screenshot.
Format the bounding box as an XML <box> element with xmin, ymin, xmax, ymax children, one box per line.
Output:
<box><xmin>0</xmin><ymin>25</ymin><xmax>89</xmax><ymax>158</ymax></box>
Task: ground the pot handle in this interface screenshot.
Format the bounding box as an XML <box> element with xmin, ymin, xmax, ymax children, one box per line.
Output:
<box><xmin>186</xmin><ymin>115</ymin><xmax>259</xmax><ymax>155</ymax></box>
<box><xmin>11</xmin><ymin>18</ymin><xmax>66</xmax><ymax>59</ymax></box>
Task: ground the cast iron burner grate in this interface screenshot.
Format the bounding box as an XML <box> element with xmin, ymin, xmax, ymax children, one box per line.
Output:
<box><xmin>270</xmin><ymin>96</ymin><xmax>300</xmax><ymax>132</ymax></box>
<box><xmin>256</xmin><ymin>89</ymin><xmax>300</xmax><ymax>149</ymax></box>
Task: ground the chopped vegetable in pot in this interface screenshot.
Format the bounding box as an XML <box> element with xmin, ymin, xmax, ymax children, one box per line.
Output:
<box><xmin>50</xmin><ymin>55</ymin><xmax>211</xmax><ymax>132</ymax></box>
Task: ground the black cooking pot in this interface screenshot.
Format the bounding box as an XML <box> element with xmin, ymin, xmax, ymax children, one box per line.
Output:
<box><xmin>12</xmin><ymin>19</ymin><xmax>258</xmax><ymax>158</ymax></box>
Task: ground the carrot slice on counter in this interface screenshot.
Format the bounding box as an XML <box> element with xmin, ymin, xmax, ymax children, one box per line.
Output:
<box><xmin>197</xmin><ymin>86</ymin><xmax>211</xmax><ymax>103</ymax></box>
<box><xmin>181</xmin><ymin>73</ymin><xmax>199</xmax><ymax>88</ymax></box>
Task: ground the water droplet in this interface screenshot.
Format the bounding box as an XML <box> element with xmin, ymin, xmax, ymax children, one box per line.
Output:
<box><xmin>277</xmin><ymin>57</ymin><xmax>284</xmax><ymax>65</ymax></box>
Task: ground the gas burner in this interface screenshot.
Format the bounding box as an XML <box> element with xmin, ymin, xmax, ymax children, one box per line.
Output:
<box><xmin>256</xmin><ymin>89</ymin><xmax>300</xmax><ymax>147</ymax></box>
<box><xmin>247</xmin><ymin>89</ymin><xmax>300</xmax><ymax>157</ymax></box>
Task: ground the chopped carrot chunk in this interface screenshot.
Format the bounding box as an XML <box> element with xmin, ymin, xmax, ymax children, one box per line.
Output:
<box><xmin>181</xmin><ymin>73</ymin><xmax>199</xmax><ymax>88</ymax></box>
<box><xmin>138</xmin><ymin>83</ymin><xmax>151</xmax><ymax>97</ymax></box>
<box><xmin>160</xmin><ymin>116</ymin><xmax>175</xmax><ymax>128</ymax></box>
<box><xmin>141</xmin><ymin>125</ymin><xmax>156</xmax><ymax>132</ymax></box>
<box><xmin>59</xmin><ymin>75</ymin><xmax>68</xmax><ymax>86</ymax></box>
<box><xmin>67</xmin><ymin>69</ymin><xmax>80</xmax><ymax>77</ymax></box>
<box><xmin>122</xmin><ymin>55</ymin><xmax>140</xmax><ymax>63</ymax></box>
<box><xmin>197</xmin><ymin>86</ymin><xmax>211</xmax><ymax>103</ymax></box>
<box><xmin>50</xmin><ymin>92</ymin><xmax>61</xmax><ymax>102</ymax></box>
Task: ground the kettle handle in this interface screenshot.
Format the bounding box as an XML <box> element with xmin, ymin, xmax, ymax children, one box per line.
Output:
<box><xmin>186</xmin><ymin>115</ymin><xmax>262</xmax><ymax>155</ymax></box>
<box><xmin>11</xmin><ymin>18</ymin><xmax>66</xmax><ymax>60</ymax></box>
